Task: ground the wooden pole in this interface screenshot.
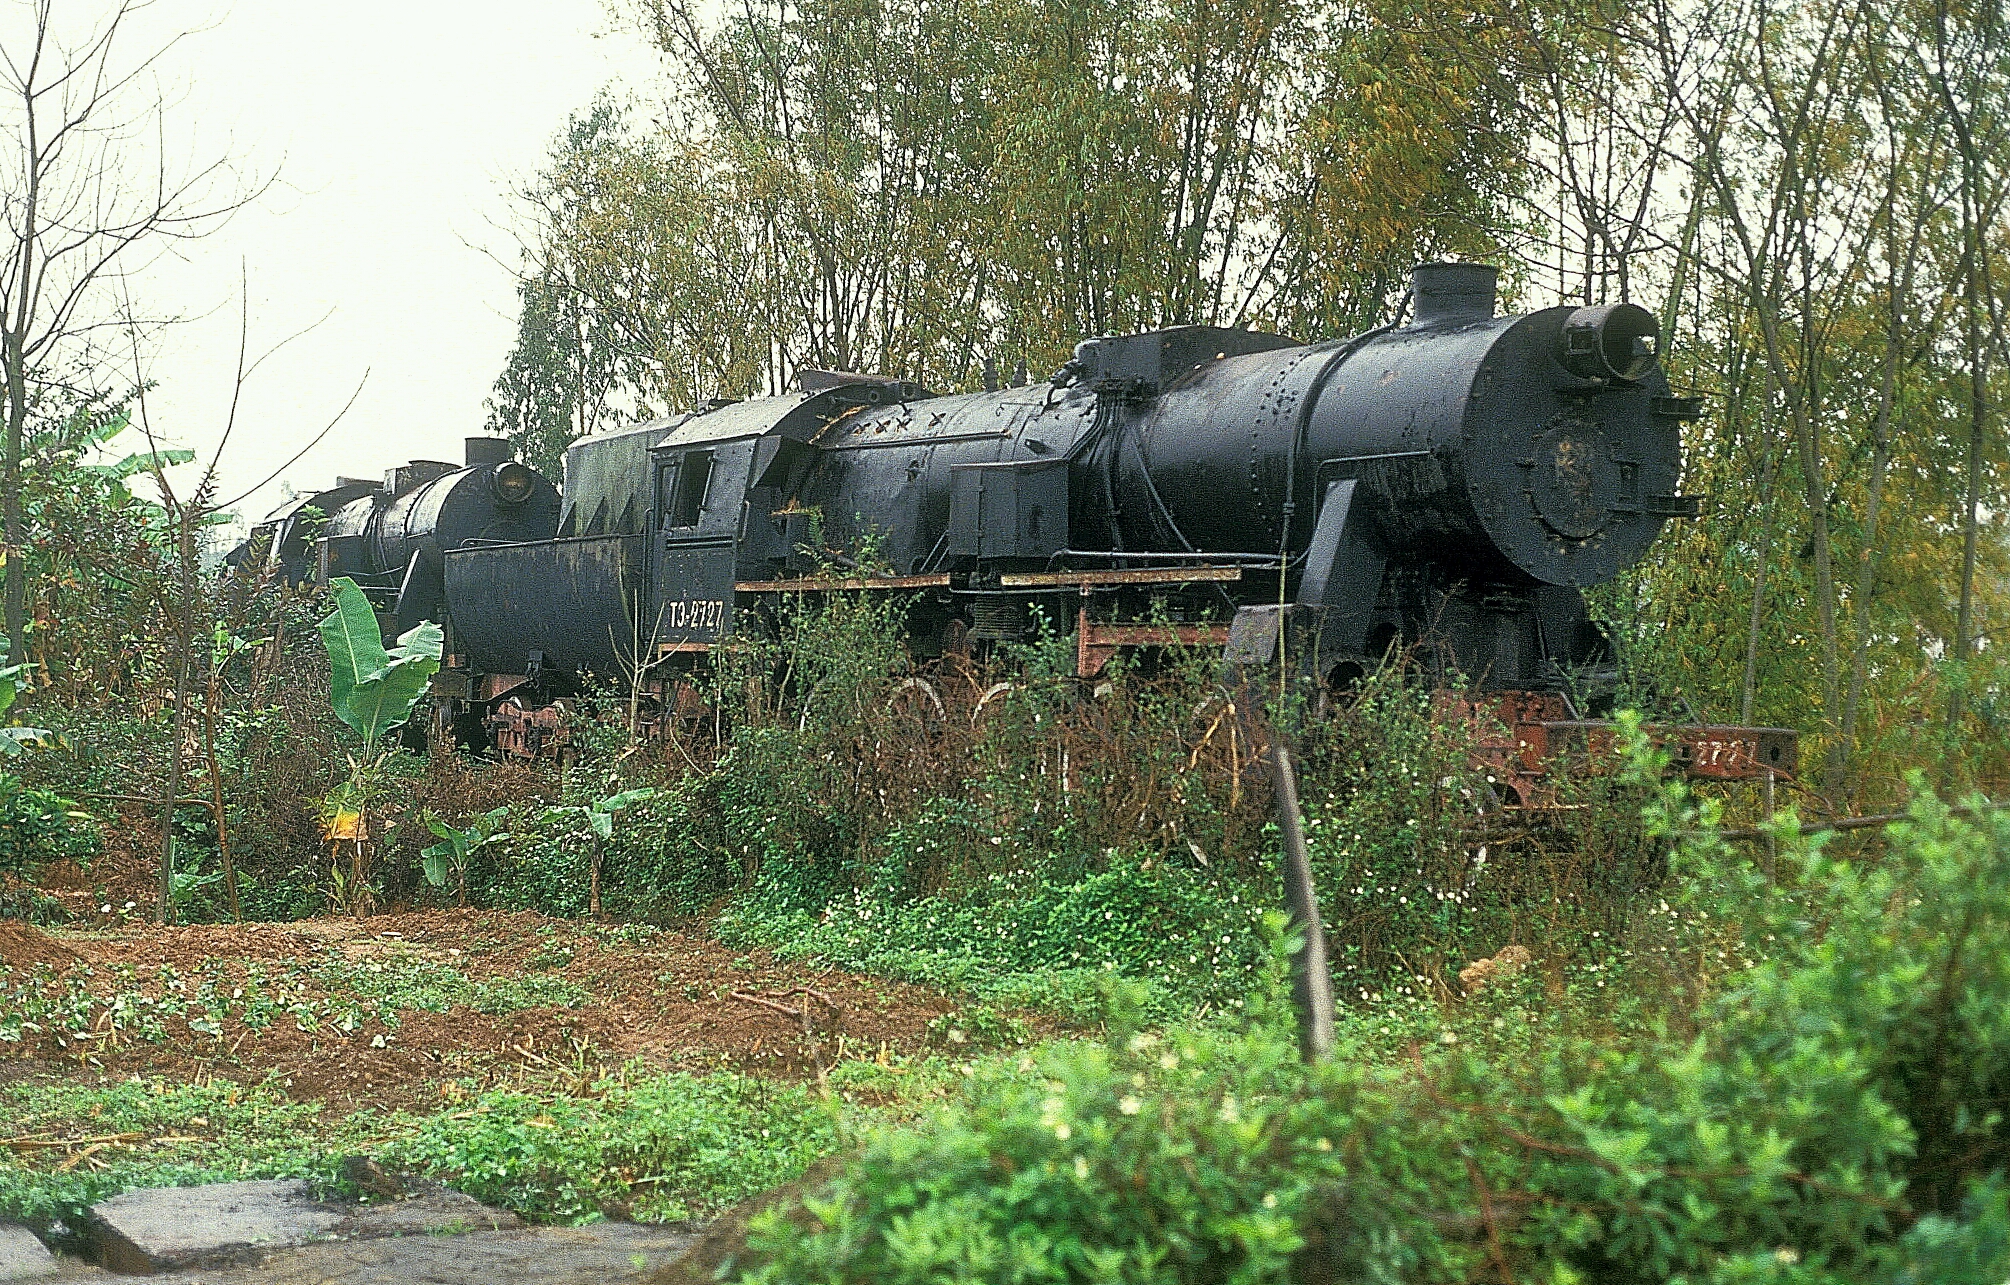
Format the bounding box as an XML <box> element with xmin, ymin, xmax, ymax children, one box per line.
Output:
<box><xmin>1266</xmin><ymin>740</ymin><xmax>1335</xmax><ymax>1062</ymax></box>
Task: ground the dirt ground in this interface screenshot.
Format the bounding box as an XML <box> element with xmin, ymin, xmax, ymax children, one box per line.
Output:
<box><xmin>0</xmin><ymin>910</ymin><xmax>966</xmax><ymax>1110</ymax></box>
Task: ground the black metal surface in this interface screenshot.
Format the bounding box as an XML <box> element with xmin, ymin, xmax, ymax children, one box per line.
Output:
<box><xmin>445</xmin><ymin>534</ymin><xmax>647</xmax><ymax>677</ymax></box>
<box><xmin>257</xmin><ymin>262</ymin><xmax>1700</xmax><ymax>710</ymax></box>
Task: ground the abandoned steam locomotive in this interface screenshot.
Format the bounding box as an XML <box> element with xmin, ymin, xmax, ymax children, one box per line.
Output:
<box><xmin>242</xmin><ymin>263</ymin><xmax>1795</xmax><ymax>787</ymax></box>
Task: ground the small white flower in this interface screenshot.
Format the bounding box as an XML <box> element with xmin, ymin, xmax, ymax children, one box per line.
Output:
<box><xmin>1074</xmin><ymin>1155</ymin><xmax>1089</xmax><ymax>1179</ymax></box>
<box><xmin>1118</xmin><ymin>1095</ymin><xmax>1142</xmax><ymax>1115</ymax></box>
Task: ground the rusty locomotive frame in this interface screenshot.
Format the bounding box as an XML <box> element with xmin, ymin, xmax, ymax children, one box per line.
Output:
<box><xmin>239</xmin><ymin>263</ymin><xmax>1795</xmax><ymax>797</ymax></box>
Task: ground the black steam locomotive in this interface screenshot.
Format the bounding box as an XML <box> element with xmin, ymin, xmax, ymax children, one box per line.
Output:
<box><xmin>241</xmin><ymin>263</ymin><xmax>1794</xmax><ymax>783</ymax></box>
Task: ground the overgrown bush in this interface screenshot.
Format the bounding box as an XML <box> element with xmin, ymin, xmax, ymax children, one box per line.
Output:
<box><xmin>0</xmin><ymin>1066</ymin><xmax>841</xmax><ymax>1236</ymax></box>
<box><xmin>0</xmin><ymin>774</ymin><xmax>91</xmax><ymax>875</ymax></box>
<box><xmin>1299</xmin><ymin>669</ymin><xmax>1661</xmax><ymax>1005</ymax></box>
<box><xmin>718</xmin><ymin>855</ymin><xmax>1270</xmax><ymax>1018</ymax></box>
<box><xmin>381</xmin><ymin>1070</ymin><xmax>838</xmax><ymax>1223</ymax></box>
<box><xmin>733</xmin><ymin>773</ymin><xmax>2010</xmax><ymax>1283</ymax></box>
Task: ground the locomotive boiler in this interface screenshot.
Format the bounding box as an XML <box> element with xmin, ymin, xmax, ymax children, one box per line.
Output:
<box><xmin>240</xmin><ymin>436</ymin><xmax>560</xmax><ymax>638</ymax></box>
<box><xmin>456</xmin><ymin>264</ymin><xmax>1684</xmax><ymax>685</ymax></box>
<box><xmin>253</xmin><ymin>263</ymin><xmax>1796</xmax><ymax>784</ymax></box>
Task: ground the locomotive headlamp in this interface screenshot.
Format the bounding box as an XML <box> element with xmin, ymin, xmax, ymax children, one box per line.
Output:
<box><xmin>492</xmin><ymin>461</ymin><xmax>537</xmax><ymax>505</ymax></box>
<box><xmin>1560</xmin><ymin>303</ymin><xmax>1660</xmax><ymax>383</ymax></box>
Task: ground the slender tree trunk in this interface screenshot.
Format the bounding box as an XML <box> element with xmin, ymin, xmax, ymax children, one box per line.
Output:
<box><xmin>1841</xmin><ymin>160</ymin><xmax>1924</xmax><ymax>798</ymax></box>
<box><xmin>1740</xmin><ymin>403</ymin><xmax>1779</xmax><ymax>725</ymax></box>
<box><xmin>2</xmin><ymin>347</ymin><xmax>24</xmax><ymax>665</ymax></box>
<box><xmin>1933</xmin><ymin>0</ymin><xmax>1996</xmax><ymax>726</ymax></box>
<box><xmin>1951</xmin><ymin>194</ymin><xmax>1987</xmax><ymax>723</ymax></box>
<box><xmin>158</xmin><ymin>624</ymin><xmax>189</xmax><ymax>924</ymax></box>
<box><xmin>589</xmin><ymin>835</ymin><xmax>604</xmax><ymax>917</ymax></box>
<box><xmin>202</xmin><ymin>661</ymin><xmax>242</xmax><ymax>920</ymax></box>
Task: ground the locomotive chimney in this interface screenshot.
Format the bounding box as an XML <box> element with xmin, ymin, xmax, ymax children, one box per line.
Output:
<box><xmin>1410</xmin><ymin>262</ymin><xmax>1498</xmax><ymax>327</ymax></box>
<box><xmin>464</xmin><ymin>436</ymin><xmax>512</xmax><ymax>468</ymax></box>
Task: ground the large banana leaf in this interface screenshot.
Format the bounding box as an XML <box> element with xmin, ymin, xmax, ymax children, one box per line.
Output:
<box><xmin>85</xmin><ymin>448</ymin><xmax>196</xmax><ymax>481</ymax></box>
<box><xmin>0</xmin><ymin>660</ymin><xmax>47</xmax><ymax>756</ymax></box>
<box><xmin>318</xmin><ymin>578</ymin><xmax>442</xmax><ymax>742</ymax></box>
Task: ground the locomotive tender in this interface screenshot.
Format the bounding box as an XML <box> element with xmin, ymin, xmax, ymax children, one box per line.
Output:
<box><xmin>243</xmin><ymin>262</ymin><xmax>1795</xmax><ymax>783</ymax></box>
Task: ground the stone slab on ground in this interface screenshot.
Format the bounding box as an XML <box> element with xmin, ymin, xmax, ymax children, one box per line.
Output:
<box><xmin>145</xmin><ymin>1223</ymin><xmax>699</xmax><ymax>1285</ymax></box>
<box><xmin>40</xmin><ymin>1223</ymin><xmax>699</xmax><ymax>1284</ymax></box>
<box><xmin>330</xmin><ymin>1187</ymin><xmax>519</xmax><ymax>1240</ymax></box>
<box><xmin>89</xmin><ymin>1181</ymin><xmax>343</xmax><ymax>1273</ymax></box>
<box><xmin>87</xmin><ymin>1180</ymin><xmax>522</xmax><ymax>1274</ymax></box>
<box><xmin>0</xmin><ymin>1226</ymin><xmax>58</xmax><ymax>1281</ymax></box>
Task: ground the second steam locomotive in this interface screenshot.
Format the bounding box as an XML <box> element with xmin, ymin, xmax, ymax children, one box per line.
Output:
<box><xmin>243</xmin><ymin>263</ymin><xmax>1795</xmax><ymax>790</ymax></box>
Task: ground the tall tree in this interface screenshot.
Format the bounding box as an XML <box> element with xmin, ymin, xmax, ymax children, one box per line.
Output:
<box><xmin>505</xmin><ymin>0</ymin><xmax>1532</xmax><ymax>420</ymax></box>
<box><xmin>0</xmin><ymin>0</ymin><xmax>259</xmax><ymax>666</ymax></box>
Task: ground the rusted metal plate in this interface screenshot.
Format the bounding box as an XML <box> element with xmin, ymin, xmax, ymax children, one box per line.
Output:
<box><xmin>477</xmin><ymin>673</ymin><xmax>529</xmax><ymax>702</ymax></box>
<box><xmin>734</xmin><ymin>573</ymin><xmax>951</xmax><ymax>592</ymax></box>
<box><xmin>1000</xmin><ymin>566</ymin><xmax>1242</xmax><ymax>588</ymax></box>
<box><xmin>1075</xmin><ymin>608</ymin><xmax>1231</xmax><ymax>677</ymax></box>
<box><xmin>1660</xmin><ymin>724</ymin><xmax>1798</xmax><ymax>778</ymax></box>
<box><xmin>1442</xmin><ymin>690</ymin><xmax>1799</xmax><ymax>805</ymax></box>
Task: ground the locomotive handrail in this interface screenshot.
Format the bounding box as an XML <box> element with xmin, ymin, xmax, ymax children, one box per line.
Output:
<box><xmin>1040</xmin><ymin>548</ymin><xmax>1286</xmax><ymax>564</ymax></box>
<box><xmin>1276</xmin><ymin>314</ymin><xmax>1406</xmax><ymax>599</ymax></box>
<box><xmin>1312</xmin><ymin>449</ymin><xmax>1433</xmax><ymax>490</ymax></box>
<box><xmin>999</xmin><ymin>567</ymin><xmax>1242</xmax><ymax>588</ymax></box>
<box><xmin>733</xmin><ymin>573</ymin><xmax>952</xmax><ymax>592</ymax></box>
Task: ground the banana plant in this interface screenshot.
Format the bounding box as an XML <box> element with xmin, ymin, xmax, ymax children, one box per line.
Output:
<box><xmin>540</xmin><ymin>787</ymin><xmax>657</xmax><ymax>916</ymax></box>
<box><xmin>316</xmin><ymin>578</ymin><xmax>443</xmax><ymax>915</ymax></box>
<box><xmin>421</xmin><ymin>806</ymin><xmax>510</xmax><ymax>906</ymax></box>
<box><xmin>319</xmin><ymin>577</ymin><xmax>443</xmax><ymax>742</ymax></box>
<box><xmin>0</xmin><ymin>641</ymin><xmax>49</xmax><ymax>757</ymax></box>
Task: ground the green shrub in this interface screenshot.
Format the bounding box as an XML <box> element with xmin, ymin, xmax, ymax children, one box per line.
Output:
<box><xmin>0</xmin><ymin>771</ymin><xmax>93</xmax><ymax>881</ymax></box>
<box><xmin>720</xmin><ymin>854</ymin><xmax>1271</xmax><ymax>1020</ymax></box>
<box><xmin>381</xmin><ymin>1071</ymin><xmax>840</xmax><ymax>1222</ymax></box>
<box><xmin>0</xmin><ymin>1068</ymin><xmax>846</xmax><ymax>1235</ymax></box>
<box><xmin>732</xmin><ymin>777</ymin><xmax>2010</xmax><ymax>1284</ymax></box>
<box><xmin>0</xmin><ymin>1077</ymin><xmax>366</xmax><ymax>1235</ymax></box>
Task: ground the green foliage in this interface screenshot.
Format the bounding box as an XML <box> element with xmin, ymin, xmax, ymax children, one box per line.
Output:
<box><xmin>736</xmin><ymin>936</ymin><xmax>1379</xmax><ymax>1283</ymax></box>
<box><xmin>0</xmin><ymin>655</ymin><xmax>51</xmax><ymax>756</ymax></box>
<box><xmin>736</xmin><ymin>774</ymin><xmax>2010</xmax><ymax>1283</ymax></box>
<box><xmin>484</xmin><ymin>100</ymin><xmax>652</xmax><ymax>478</ymax></box>
<box><xmin>502</xmin><ymin>0</ymin><xmax>1527</xmax><ymax>423</ymax></box>
<box><xmin>422</xmin><ymin>806</ymin><xmax>510</xmax><ymax>897</ymax></box>
<box><xmin>317</xmin><ymin>578</ymin><xmax>442</xmax><ymax>744</ymax></box>
<box><xmin>0</xmin><ymin>772</ymin><xmax>92</xmax><ymax>881</ymax></box>
<box><xmin>719</xmin><ymin>856</ymin><xmax>1269</xmax><ymax>1021</ymax></box>
<box><xmin>0</xmin><ymin>1077</ymin><xmax>367</xmax><ymax>1236</ymax></box>
<box><xmin>380</xmin><ymin>1071</ymin><xmax>840</xmax><ymax>1223</ymax></box>
<box><xmin>0</xmin><ymin>952</ymin><xmax>584</xmax><ymax>1054</ymax></box>
<box><xmin>535</xmin><ymin>787</ymin><xmax>658</xmax><ymax>846</ymax></box>
<box><xmin>1298</xmin><ymin>669</ymin><xmax>1658</xmax><ymax>1001</ymax></box>
<box><xmin>0</xmin><ymin>1067</ymin><xmax>842</xmax><ymax>1236</ymax></box>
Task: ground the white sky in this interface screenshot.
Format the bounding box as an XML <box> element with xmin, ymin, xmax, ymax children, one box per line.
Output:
<box><xmin>40</xmin><ymin>1</ymin><xmax>660</xmax><ymax>523</ymax></box>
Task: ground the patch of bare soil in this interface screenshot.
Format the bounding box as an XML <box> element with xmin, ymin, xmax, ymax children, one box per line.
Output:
<box><xmin>2</xmin><ymin>910</ymin><xmax>987</xmax><ymax>1111</ymax></box>
<box><xmin>0</xmin><ymin>919</ymin><xmax>79</xmax><ymax>973</ymax></box>
<box><xmin>18</xmin><ymin>833</ymin><xmax>164</xmax><ymax>924</ymax></box>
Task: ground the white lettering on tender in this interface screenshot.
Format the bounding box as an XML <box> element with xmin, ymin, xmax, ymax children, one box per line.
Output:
<box><xmin>664</xmin><ymin>599</ymin><xmax>727</xmax><ymax>632</ymax></box>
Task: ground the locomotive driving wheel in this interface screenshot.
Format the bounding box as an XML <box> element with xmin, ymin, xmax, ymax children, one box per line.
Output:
<box><xmin>886</xmin><ymin>676</ymin><xmax>947</xmax><ymax>723</ymax></box>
